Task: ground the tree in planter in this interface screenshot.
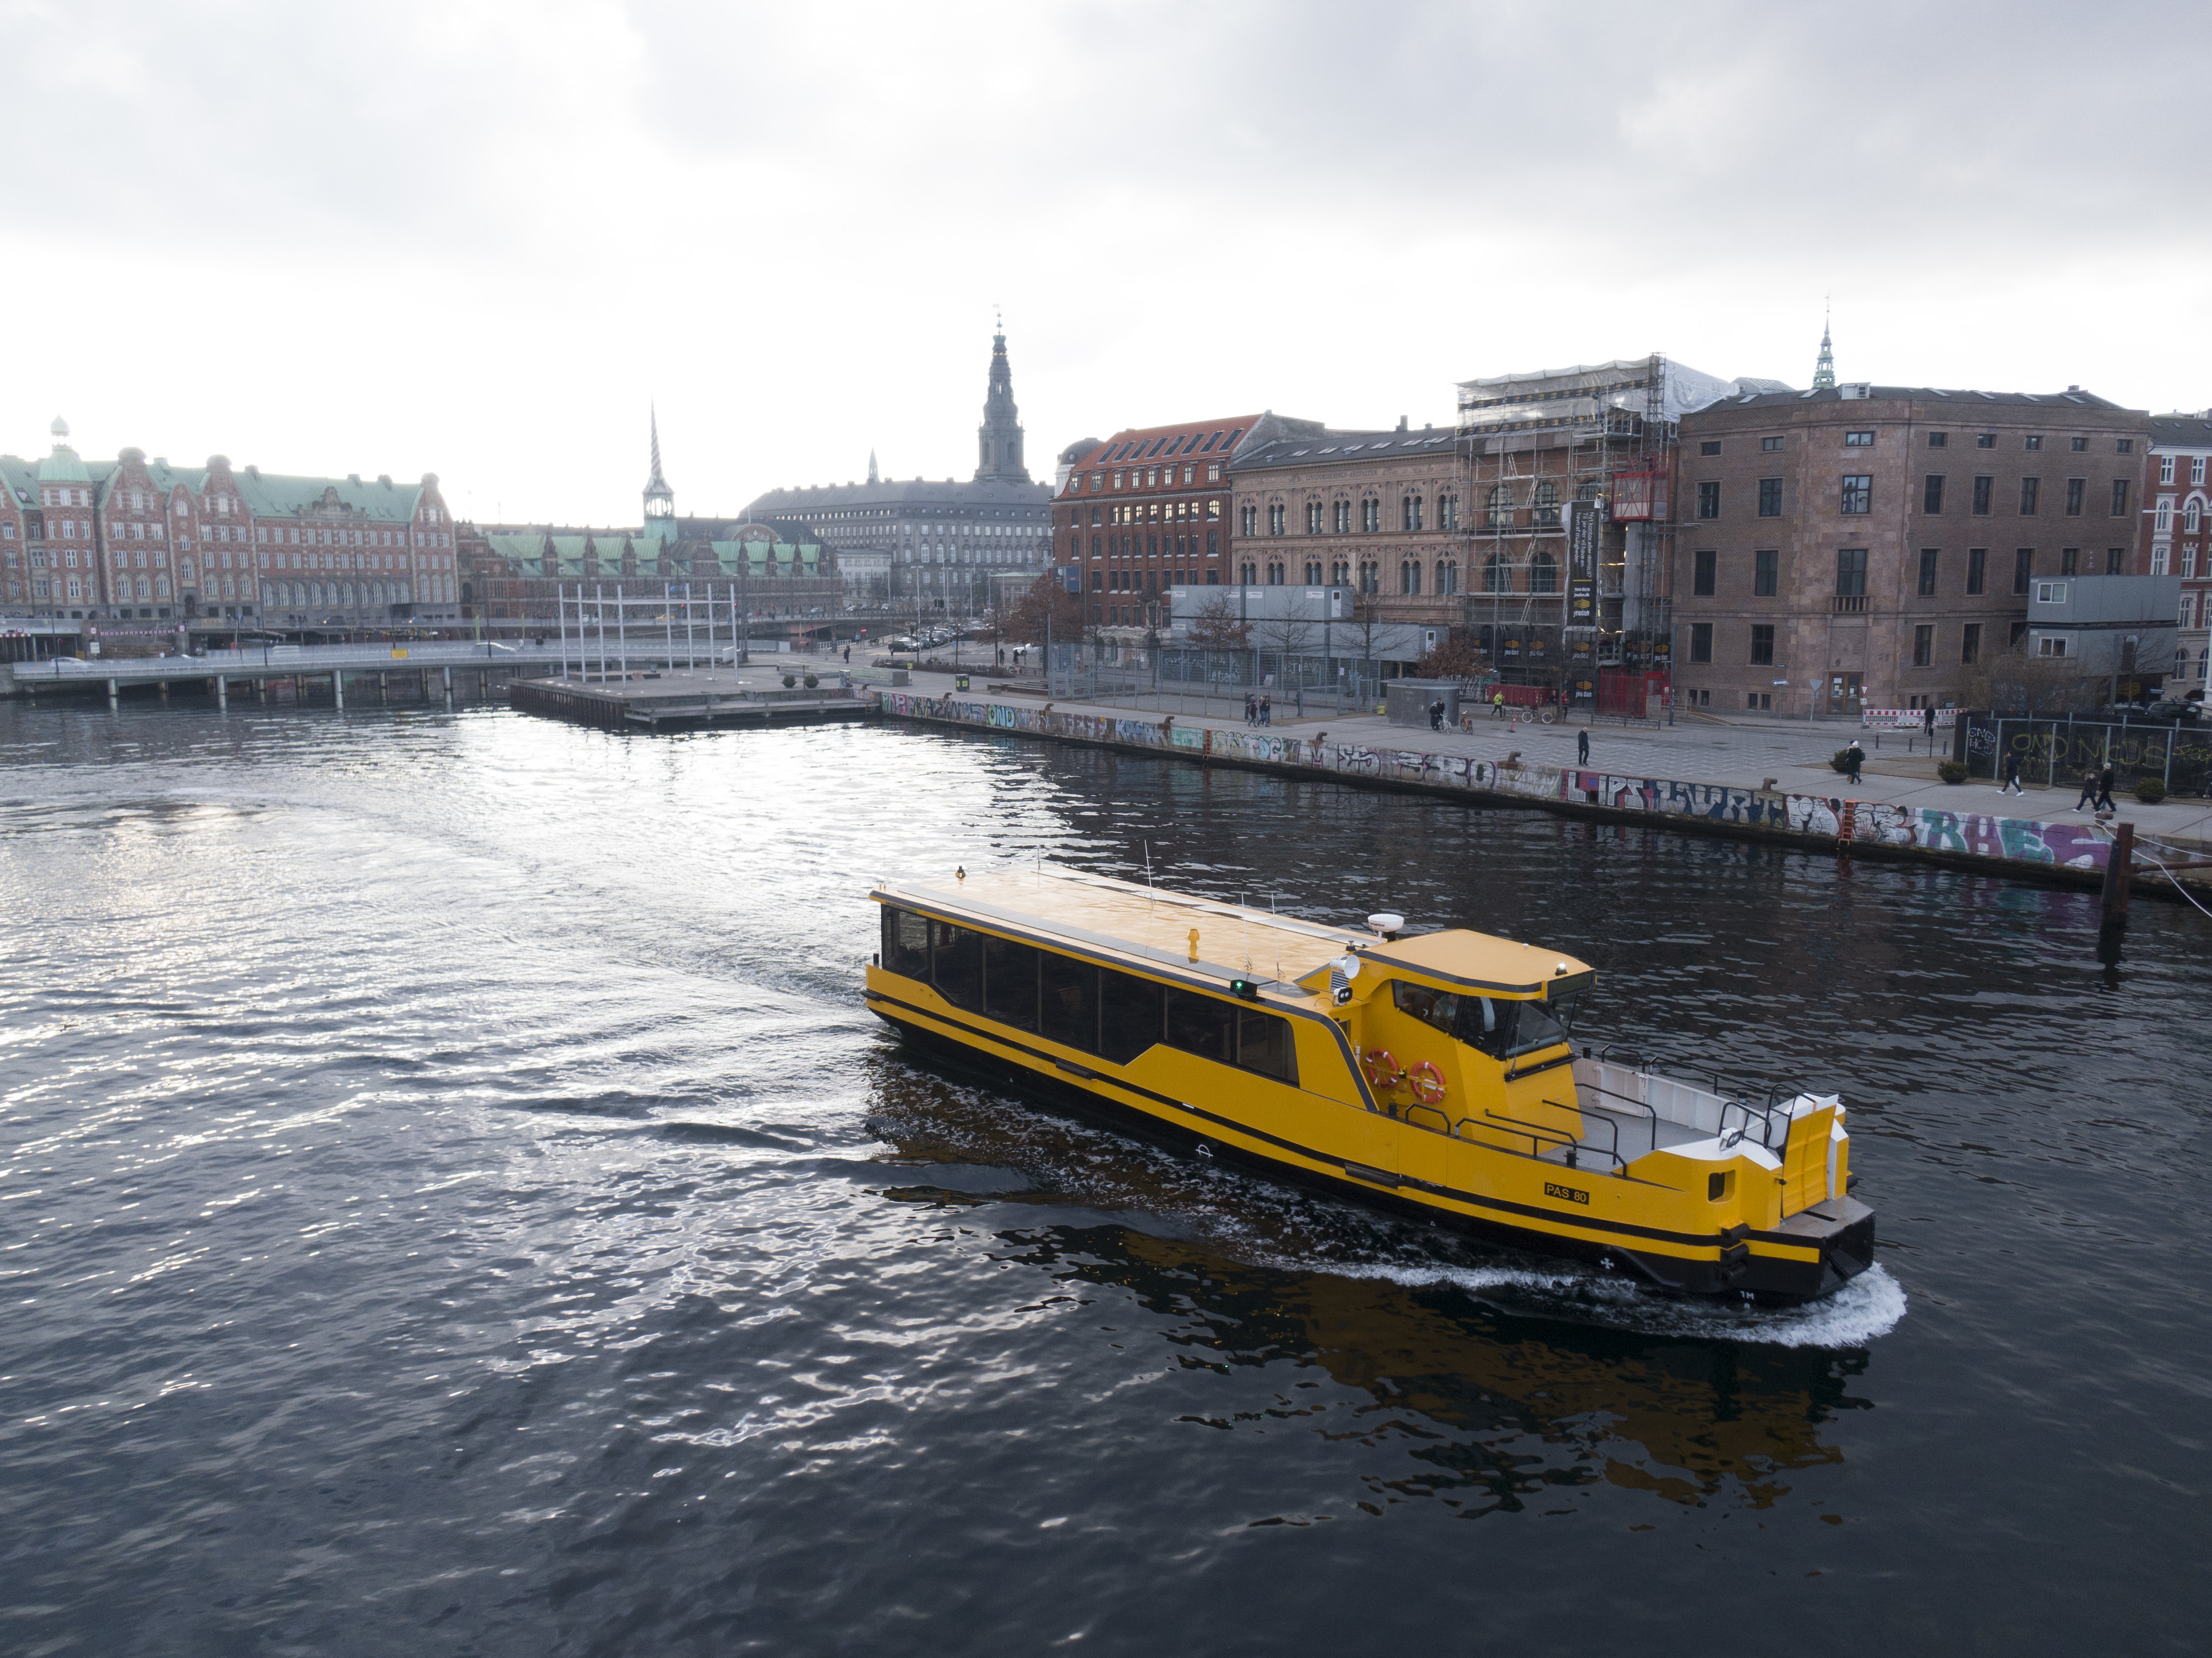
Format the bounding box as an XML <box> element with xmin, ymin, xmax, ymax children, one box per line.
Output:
<box><xmin>2134</xmin><ymin>776</ymin><xmax>2167</xmax><ymax>804</ymax></box>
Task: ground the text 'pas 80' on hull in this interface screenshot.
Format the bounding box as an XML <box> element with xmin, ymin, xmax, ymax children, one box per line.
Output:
<box><xmin>863</xmin><ymin>866</ymin><xmax>1873</xmax><ymax>1303</ymax></box>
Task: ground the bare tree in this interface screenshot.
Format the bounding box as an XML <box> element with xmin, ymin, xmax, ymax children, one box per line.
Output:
<box><xmin>1186</xmin><ymin>590</ymin><xmax>1252</xmax><ymax>648</ymax></box>
<box><xmin>1958</xmin><ymin>644</ymin><xmax>2100</xmax><ymax>715</ymax></box>
<box><xmin>1004</xmin><ymin>572</ymin><xmax>1085</xmax><ymax>645</ymax></box>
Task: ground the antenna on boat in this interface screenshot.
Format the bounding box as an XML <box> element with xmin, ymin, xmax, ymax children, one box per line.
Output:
<box><xmin>1143</xmin><ymin>841</ymin><xmax>1155</xmax><ymax>899</ymax></box>
<box><xmin>1240</xmin><ymin>891</ymin><xmax>1251</xmax><ymax>972</ymax></box>
<box><xmin>1270</xmin><ymin>893</ymin><xmax>1281</xmax><ymax>981</ymax></box>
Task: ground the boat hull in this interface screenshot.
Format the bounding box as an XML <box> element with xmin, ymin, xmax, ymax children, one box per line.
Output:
<box><xmin>872</xmin><ymin>1003</ymin><xmax>1872</xmax><ymax>1306</ymax></box>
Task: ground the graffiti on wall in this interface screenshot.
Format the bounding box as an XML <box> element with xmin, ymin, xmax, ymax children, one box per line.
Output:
<box><xmin>874</xmin><ymin>692</ymin><xmax>2112</xmax><ymax>875</ymax></box>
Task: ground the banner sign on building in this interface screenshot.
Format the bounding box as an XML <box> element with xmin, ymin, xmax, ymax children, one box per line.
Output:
<box><xmin>1609</xmin><ymin>471</ymin><xmax>1668</xmax><ymax>522</ymax></box>
<box><xmin>1061</xmin><ymin>565</ymin><xmax>1083</xmax><ymax>594</ymax></box>
<box><xmin>1565</xmin><ymin>500</ymin><xmax>1599</xmax><ymax>629</ymax></box>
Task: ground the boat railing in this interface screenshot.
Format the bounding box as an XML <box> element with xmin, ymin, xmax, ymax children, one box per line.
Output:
<box><xmin>1459</xmin><ymin>1106</ymin><xmax>1626</xmax><ymax>1173</ymax></box>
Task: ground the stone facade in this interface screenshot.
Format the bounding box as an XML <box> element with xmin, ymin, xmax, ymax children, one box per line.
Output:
<box><xmin>1671</xmin><ymin>386</ymin><xmax>2147</xmax><ymax>716</ymax></box>
<box><xmin>743</xmin><ymin>331</ymin><xmax>1052</xmax><ymax>615</ymax></box>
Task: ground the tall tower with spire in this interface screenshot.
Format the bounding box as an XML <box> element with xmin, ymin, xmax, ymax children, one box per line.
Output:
<box><xmin>868</xmin><ymin>449</ymin><xmax>879</xmax><ymax>485</ymax></box>
<box><xmin>1812</xmin><ymin>305</ymin><xmax>1836</xmax><ymax>391</ymax></box>
<box><xmin>643</xmin><ymin>407</ymin><xmax>675</xmax><ymax>521</ymax></box>
<box><xmin>975</xmin><ymin>319</ymin><xmax>1030</xmax><ymax>483</ymax></box>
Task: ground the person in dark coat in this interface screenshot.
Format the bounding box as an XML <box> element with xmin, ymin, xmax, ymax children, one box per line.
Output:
<box><xmin>1577</xmin><ymin>726</ymin><xmax>1590</xmax><ymax>765</ymax></box>
<box><xmin>2001</xmin><ymin>750</ymin><xmax>2024</xmax><ymax>795</ymax></box>
<box><xmin>2095</xmin><ymin>762</ymin><xmax>2117</xmax><ymax>812</ymax></box>
<box><xmin>1845</xmin><ymin>738</ymin><xmax>1865</xmax><ymax>785</ymax></box>
<box><xmin>2075</xmin><ymin>767</ymin><xmax>2100</xmax><ymax>810</ymax></box>
<box><xmin>1922</xmin><ymin>705</ymin><xmax>1936</xmax><ymax>736</ymax></box>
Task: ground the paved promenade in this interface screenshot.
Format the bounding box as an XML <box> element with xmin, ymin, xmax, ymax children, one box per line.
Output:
<box><xmin>882</xmin><ymin>668</ymin><xmax>2212</xmax><ymax>848</ymax></box>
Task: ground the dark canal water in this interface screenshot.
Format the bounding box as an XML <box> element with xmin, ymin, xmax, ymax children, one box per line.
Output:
<box><xmin>2</xmin><ymin>700</ymin><xmax>2206</xmax><ymax>1655</ymax></box>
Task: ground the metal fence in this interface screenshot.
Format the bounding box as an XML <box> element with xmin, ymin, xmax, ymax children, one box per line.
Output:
<box><xmin>1046</xmin><ymin>643</ymin><xmax>1392</xmax><ymax>717</ymax></box>
<box><xmin>1961</xmin><ymin>713</ymin><xmax>2212</xmax><ymax>796</ymax></box>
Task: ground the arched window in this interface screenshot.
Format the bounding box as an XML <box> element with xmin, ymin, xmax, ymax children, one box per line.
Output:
<box><xmin>1529</xmin><ymin>550</ymin><xmax>1558</xmax><ymax>593</ymax></box>
<box><xmin>1486</xmin><ymin>483</ymin><xmax>1513</xmax><ymax>528</ymax></box>
<box><xmin>2187</xmin><ymin>499</ymin><xmax>2203</xmax><ymax>533</ymax></box>
<box><xmin>1575</xmin><ymin>480</ymin><xmax>1605</xmax><ymax>504</ymax></box>
<box><xmin>1240</xmin><ymin>561</ymin><xmax>1257</xmax><ymax>585</ymax></box>
<box><xmin>1532</xmin><ymin>481</ymin><xmax>1560</xmax><ymax>528</ymax></box>
<box><xmin>1484</xmin><ymin>554</ymin><xmax>1510</xmax><ymax>593</ymax></box>
<box><xmin>1400</xmin><ymin>560</ymin><xmax>1421</xmax><ymax>595</ymax></box>
<box><xmin>1438</xmin><ymin>560</ymin><xmax>1458</xmax><ymax>595</ymax></box>
<box><xmin>1267</xmin><ymin>561</ymin><xmax>1285</xmax><ymax>585</ymax></box>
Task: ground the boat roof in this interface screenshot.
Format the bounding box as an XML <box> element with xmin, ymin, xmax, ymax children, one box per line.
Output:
<box><xmin>872</xmin><ymin>866</ymin><xmax>1588</xmax><ymax>997</ymax></box>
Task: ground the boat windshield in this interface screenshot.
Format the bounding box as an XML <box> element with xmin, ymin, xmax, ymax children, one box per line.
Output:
<box><xmin>1390</xmin><ymin>980</ymin><xmax>1570</xmax><ymax>1061</ymax></box>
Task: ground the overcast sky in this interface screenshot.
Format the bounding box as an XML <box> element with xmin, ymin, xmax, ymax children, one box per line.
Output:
<box><xmin>7</xmin><ymin>0</ymin><xmax>2208</xmax><ymax>526</ymax></box>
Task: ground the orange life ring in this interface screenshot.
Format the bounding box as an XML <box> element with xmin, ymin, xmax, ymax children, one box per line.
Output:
<box><xmin>1406</xmin><ymin>1060</ymin><xmax>1447</xmax><ymax>1105</ymax></box>
<box><xmin>1360</xmin><ymin>1048</ymin><xmax>1403</xmax><ymax>1089</ymax></box>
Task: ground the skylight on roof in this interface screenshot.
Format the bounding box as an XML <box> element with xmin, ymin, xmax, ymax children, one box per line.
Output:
<box><xmin>1225</xmin><ymin>428</ymin><xmax>1244</xmax><ymax>448</ymax></box>
<box><xmin>1343</xmin><ymin>443</ymin><xmax>1364</xmax><ymax>451</ymax></box>
<box><xmin>1291</xmin><ymin>449</ymin><xmax>1309</xmax><ymax>456</ymax></box>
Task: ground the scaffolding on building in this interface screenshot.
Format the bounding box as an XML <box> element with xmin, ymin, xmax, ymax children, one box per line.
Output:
<box><xmin>1453</xmin><ymin>355</ymin><xmax>1714</xmax><ymax>692</ymax></box>
<box><xmin>1454</xmin><ymin>355</ymin><xmax>1799</xmax><ymax>701</ymax></box>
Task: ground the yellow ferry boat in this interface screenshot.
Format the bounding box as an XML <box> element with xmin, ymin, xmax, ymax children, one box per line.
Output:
<box><xmin>864</xmin><ymin>866</ymin><xmax>1874</xmax><ymax>1303</ymax></box>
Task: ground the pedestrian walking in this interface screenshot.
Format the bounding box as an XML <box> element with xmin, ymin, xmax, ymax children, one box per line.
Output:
<box><xmin>1260</xmin><ymin>695</ymin><xmax>1272</xmax><ymax>726</ymax></box>
<box><xmin>1492</xmin><ymin>689</ymin><xmax>1506</xmax><ymax>719</ymax></box>
<box><xmin>2095</xmin><ymin>761</ymin><xmax>2116</xmax><ymax>812</ymax></box>
<box><xmin>1428</xmin><ymin>699</ymin><xmax>1445</xmax><ymax>731</ymax></box>
<box><xmin>1577</xmin><ymin>726</ymin><xmax>1590</xmax><ymax>765</ymax></box>
<box><xmin>1295</xmin><ymin>684</ymin><xmax>1304</xmax><ymax>718</ymax></box>
<box><xmin>1922</xmin><ymin>704</ymin><xmax>1936</xmax><ymax>738</ymax></box>
<box><xmin>843</xmin><ymin>645</ymin><xmax>851</xmax><ymax>665</ymax></box>
<box><xmin>2074</xmin><ymin>767</ymin><xmax>2099</xmax><ymax>811</ymax></box>
<box><xmin>1244</xmin><ymin>692</ymin><xmax>1256</xmax><ymax>726</ymax></box>
<box><xmin>1845</xmin><ymin>738</ymin><xmax>1865</xmax><ymax>786</ymax></box>
<box><xmin>2001</xmin><ymin>751</ymin><xmax>2024</xmax><ymax>795</ymax></box>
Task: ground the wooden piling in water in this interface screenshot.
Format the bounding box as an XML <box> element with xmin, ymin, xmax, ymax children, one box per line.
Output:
<box><xmin>2100</xmin><ymin>821</ymin><xmax>2134</xmax><ymax>926</ymax></box>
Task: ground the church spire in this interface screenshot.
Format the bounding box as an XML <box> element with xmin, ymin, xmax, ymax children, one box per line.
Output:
<box><xmin>643</xmin><ymin>406</ymin><xmax>674</xmax><ymax>520</ymax></box>
<box><xmin>1812</xmin><ymin>302</ymin><xmax>1836</xmax><ymax>391</ymax></box>
<box><xmin>975</xmin><ymin>319</ymin><xmax>1030</xmax><ymax>483</ymax></box>
<box><xmin>868</xmin><ymin>448</ymin><xmax>879</xmax><ymax>485</ymax></box>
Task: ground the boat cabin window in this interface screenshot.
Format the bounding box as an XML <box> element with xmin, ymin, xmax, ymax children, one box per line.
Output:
<box><xmin>1040</xmin><ymin>951</ymin><xmax>1097</xmax><ymax>1049</ymax></box>
<box><xmin>1099</xmin><ymin>970</ymin><xmax>1163</xmax><ymax>1065</ymax></box>
<box><xmin>1390</xmin><ymin>980</ymin><xmax>1569</xmax><ymax>1061</ymax></box>
<box><xmin>879</xmin><ymin>906</ymin><xmax>1296</xmax><ymax>1084</ymax></box>
<box><xmin>984</xmin><ymin>933</ymin><xmax>1041</xmax><ymax>1032</ymax></box>
<box><xmin>930</xmin><ymin>919</ymin><xmax>985</xmax><ymax>1012</ymax></box>
<box><xmin>1165</xmin><ymin>987</ymin><xmax>1231</xmax><ymax>1063</ymax></box>
<box><xmin>883</xmin><ymin>906</ymin><xmax>930</xmax><ymax>979</ymax></box>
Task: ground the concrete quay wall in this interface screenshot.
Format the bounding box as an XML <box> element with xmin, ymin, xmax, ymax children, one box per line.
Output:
<box><xmin>872</xmin><ymin>689</ymin><xmax>2179</xmax><ymax>895</ymax></box>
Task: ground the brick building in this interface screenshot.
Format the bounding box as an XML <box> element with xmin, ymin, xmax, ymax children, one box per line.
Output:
<box><xmin>460</xmin><ymin>419</ymin><xmax>838</xmax><ymax>627</ymax></box>
<box><xmin>2142</xmin><ymin>412</ymin><xmax>2211</xmax><ymax>693</ymax></box>
<box><xmin>0</xmin><ymin>416</ymin><xmax>458</xmax><ymax>630</ymax></box>
<box><xmin>1671</xmin><ymin>384</ymin><xmax>2147</xmax><ymax>716</ymax></box>
<box><xmin>462</xmin><ymin>521</ymin><xmax>837</xmax><ymax>626</ymax></box>
<box><xmin>1057</xmin><ymin>412</ymin><xmax>1316</xmax><ymax>641</ymax></box>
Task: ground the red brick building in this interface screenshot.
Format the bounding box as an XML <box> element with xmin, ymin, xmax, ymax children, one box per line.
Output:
<box><xmin>2142</xmin><ymin>412</ymin><xmax>2211</xmax><ymax>692</ymax></box>
<box><xmin>0</xmin><ymin>416</ymin><xmax>457</xmax><ymax>630</ymax></box>
<box><xmin>1055</xmin><ymin>412</ymin><xmax>1319</xmax><ymax>640</ymax></box>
